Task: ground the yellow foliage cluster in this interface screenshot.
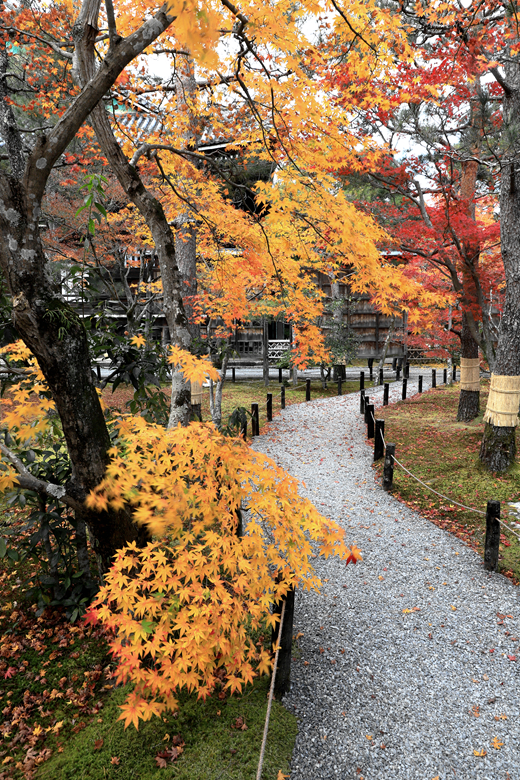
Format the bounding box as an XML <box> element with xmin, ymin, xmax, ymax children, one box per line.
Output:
<box><xmin>86</xmin><ymin>416</ymin><xmax>361</xmax><ymax>728</ymax></box>
<box><xmin>0</xmin><ymin>343</ymin><xmax>57</xmax><ymax>492</ymax></box>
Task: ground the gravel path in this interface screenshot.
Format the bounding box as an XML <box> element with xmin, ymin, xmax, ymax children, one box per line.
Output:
<box><xmin>253</xmin><ymin>381</ymin><xmax>520</xmax><ymax>780</ymax></box>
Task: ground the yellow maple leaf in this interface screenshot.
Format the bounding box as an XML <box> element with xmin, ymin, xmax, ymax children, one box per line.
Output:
<box><xmin>491</xmin><ymin>737</ymin><xmax>504</xmax><ymax>750</ymax></box>
<box><xmin>473</xmin><ymin>749</ymin><xmax>487</xmax><ymax>757</ymax></box>
<box><xmin>130</xmin><ymin>334</ymin><xmax>146</xmax><ymax>348</ymax></box>
<box><xmin>277</xmin><ymin>772</ymin><xmax>288</xmax><ymax>780</ymax></box>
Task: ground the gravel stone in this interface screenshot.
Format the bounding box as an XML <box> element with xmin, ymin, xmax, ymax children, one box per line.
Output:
<box><xmin>253</xmin><ymin>379</ymin><xmax>520</xmax><ymax>780</ymax></box>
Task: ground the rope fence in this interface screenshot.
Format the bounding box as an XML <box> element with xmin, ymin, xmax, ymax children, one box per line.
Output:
<box><xmin>256</xmin><ymin>599</ymin><xmax>286</xmax><ymax>780</ymax></box>
<box><xmin>363</xmin><ymin>375</ymin><xmax>520</xmax><ymax>570</ymax></box>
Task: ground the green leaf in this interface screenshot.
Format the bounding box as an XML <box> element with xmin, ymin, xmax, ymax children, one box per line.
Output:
<box><xmin>0</xmin><ymin>537</ymin><xmax>6</xmax><ymax>558</ymax></box>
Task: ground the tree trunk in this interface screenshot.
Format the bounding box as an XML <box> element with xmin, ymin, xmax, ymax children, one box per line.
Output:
<box><xmin>73</xmin><ymin>18</ymin><xmax>192</xmax><ymax>429</ymax></box>
<box><xmin>376</xmin><ymin>317</ymin><xmax>395</xmax><ymax>386</ymax></box>
<box><xmin>457</xmin><ymin>313</ymin><xmax>480</xmax><ymax>422</ymax></box>
<box><xmin>0</xmin><ymin>180</ymin><xmax>150</xmax><ymax>575</ymax></box>
<box><xmin>0</xmin><ymin>3</ymin><xmax>177</xmax><ymax>574</ymax></box>
<box><xmin>479</xmin><ymin>53</ymin><xmax>520</xmax><ymax>472</ymax></box>
<box><xmin>263</xmin><ymin>319</ymin><xmax>270</xmax><ymax>387</ymax></box>
<box><xmin>209</xmin><ymin>351</ymin><xmax>230</xmax><ymax>429</ymax></box>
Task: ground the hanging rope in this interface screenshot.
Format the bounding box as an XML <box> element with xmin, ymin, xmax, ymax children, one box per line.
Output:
<box><xmin>256</xmin><ymin>598</ymin><xmax>287</xmax><ymax>780</ymax></box>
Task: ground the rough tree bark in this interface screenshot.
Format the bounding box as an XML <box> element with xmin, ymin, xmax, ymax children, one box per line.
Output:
<box><xmin>174</xmin><ymin>54</ymin><xmax>202</xmax><ymax>419</ymax></box>
<box><xmin>456</xmin><ymin>148</ymin><xmax>481</xmax><ymax>422</ymax></box>
<box><xmin>457</xmin><ymin>313</ymin><xmax>480</xmax><ymax>422</ymax></box>
<box><xmin>0</xmin><ymin>3</ymin><xmax>178</xmax><ymax>573</ymax></box>
<box><xmin>480</xmin><ymin>55</ymin><xmax>520</xmax><ymax>472</ymax></box>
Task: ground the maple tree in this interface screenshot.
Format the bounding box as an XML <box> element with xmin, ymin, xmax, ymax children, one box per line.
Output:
<box><xmin>84</xmin><ymin>414</ymin><xmax>361</xmax><ymax>728</ymax></box>
<box><xmin>345</xmin><ymin>0</ymin><xmax>520</xmax><ymax>470</ymax></box>
<box><xmin>326</xmin><ymin>2</ymin><xmax>504</xmax><ymax>422</ymax></box>
<box><xmin>0</xmin><ymin>0</ymin><xmax>450</xmax><ymax>575</ymax></box>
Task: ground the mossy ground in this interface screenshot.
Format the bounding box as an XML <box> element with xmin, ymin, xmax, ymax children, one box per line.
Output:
<box><xmin>373</xmin><ymin>380</ymin><xmax>520</xmax><ymax>582</ymax></box>
<box><xmin>0</xmin><ymin>557</ymin><xmax>297</xmax><ymax>780</ymax></box>
<box><xmin>37</xmin><ymin>680</ymin><xmax>296</xmax><ymax>780</ymax></box>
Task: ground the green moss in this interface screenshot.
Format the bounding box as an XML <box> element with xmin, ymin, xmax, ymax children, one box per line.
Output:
<box><xmin>37</xmin><ymin>679</ymin><xmax>297</xmax><ymax>780</ymax></box>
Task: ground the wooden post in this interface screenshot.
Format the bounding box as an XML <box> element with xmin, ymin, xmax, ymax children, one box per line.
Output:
<box><xmin>337</xmin><ymin>379</ymin><xmax>343</xmax><ymax>396</ymax></box>
<box><xmin>484</xmin><ymin>501</ymin><xmax>501</xmax><ymax>572</ymax></box>
<box><xmin>383</xmin><ymin>383</ymin><xmax>389</xmax><ymax>406</ymax></box>
<box><xmin>396</xmin><ymin>365</ymin><xmax>401</xmax><ymax>381</ymax></box>
<box><xmin>267</xmin><ymin>393</ymin><xmax>273</xmax><ymax>422</ymax></box>
<box><xmin>360</xmin><ymin>388</ymin><xmax>366</xmax><ymax>414</ymax></box>
<box><xmin>96</xmin><ymin>363</ymin><xmax>102</xmax><ymax>382</ymax></box>
<box><xmin>402</xmin><ymin>378</ymin><xmax>407</xmax><ymax>400</ymax></box>
<box><xmin>272</xmin><ymin>586</ymin><xmax>295</xmax><ymax>700</ymax></box>
<box><xmin>443</xmin><ymin>368</ymin><xmax>447</xmax><ymax>384</ymax></box>
<box><xmin>404</xmin><ymin>362</ymin><xmax>410</xmax><ymax>378</ymax></box>
<box><xmin>241</xmin><ymin>417</ymin><xmax>247</xmax><ymax>439</ymax></box>
<box><xmin>418</xmin><ymin>375</ymin><xmax>423</xmax><ymax>393</ymax></box>
<box><xmin>392</xmin><ymin>357</ymin><xmax>397</xmax><ymax>371</ymax></box>
<box><xmin>366</xmin><ymin>404</ymin><xmax>375</xmax><ymax>438</ymax></box>
<box><xmin>379</xmin><ymin>368</ymin><xmax>384</xmax><ymax>385</ymax></box>
<box><xmin>374</xmin><ymin>419</ymin><xmax>385</xmax><ymax>460</ymax></box>
<box><xmin>305</xmin><ymin>379</ymin><xmax>311</xmax><ymax>402</ymax></box>
<box><xmin>232</xmin><ymin>367</ymin><xmax>236</xmax><ymax>384</ymax></box>
<box><xmin>453</xmin><ymin>363</ymin><xmax>457</xmax><ymax>381</ymax></box>
<box><xmin>251</xmin><ymin>403</ymin><xmax>259</xmax><ymax>437</ymax></box>
<box><xmin>278</xmin><ymin>367</ymin><xmax>282</xmax><ymax>383</ymax></box>
<box><xmin>364</xmin><ymin>395</ymin><xmax>371</xmax><ymax>422</ymax></box>
<box><xmin>383</xmin><ymin>443</ymin><xmax>396</xmax><ymax>491</ymax></box>
<box><xmin>280</xmin><ymin>385</ymin><xmax>285</xmax><ymax>410</ymax></box>
<box><xmin>360</xmin><ymin>371</ymin><xmax>365</xmax><ymax>391</ymax></box>
<box><xmin>431</xmin><ymin>369</ymin><xmax>436</xmax><ymax>388</ymax></box>
<box><xmin>368</xmin><ymin>358</ymin><xmax>374</xmax><ymax>381</ymax></box>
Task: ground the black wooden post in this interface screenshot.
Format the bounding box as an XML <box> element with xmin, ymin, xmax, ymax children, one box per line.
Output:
<box><xmin>392</xmin><ymin>357</ymin><xmax>397</xmax><ymax>371</ymax></box>
<box><xmin>232</xmin><ymin>367</ymin><xmax>236</xmax><ymax>384</ymax></box>
<box><xmin>360</xmin><ymin>371</ymin><xmax>365</xmax><ymax>391</ymax></box>
<box><xmin>396</xmin><ymin>365</ymin><xmax>401</xmax><ymax>381</ymax></box>
<box><xmin>96</xmin><ymin>363</ymin><xmax>102</xmax><ymax>382</ymax></box>
<box><xmin>443</xmin><ymin>368</ymin><xmax>447</xmax><ymax>384</ymax></box>
<box><xmin>418</xmin><ymin>375</ymin><xmax>423</xmax><ymax>394</ymax></box>
<box><xmin>267</xmin><ymin>393</ymin><xmax>273</xmax><ymax>422</ymax></box>
<box><xmin>379</xmin><ymin>368</ymin><xmax>384</xmax><ymax>385</ymax></box>
<box><xmin>484</xmin><ymin>501</ymin><xmax>501</xmax><ymax>572</ymax></box>
<box><xmin>273</xmin><ymin>586</ymin><xmax>295</xmax><ymax>700</ymax></box>
<box><xmin>280</xmin><ymin>385</ymin><xmax>285</xmax><ymax>410</ymax></box>
<box><xmin>278</xmin><ymin>367</ymin><xmax>282</xmax><ymax>383</ymax></box>
<box><xmin>251</xmin><ymin>403</ymin><xmax>259</xmax><ymax>437</ymax></box>
<box><xmin>360</xmin><ymin>389</ymin><xmax>366</xmax><ymax>414</ymax></box>
<box><xmin>432</xmin><ymin>369</ymin><xmax>436</xmax><ymax>388</ymax></box>
<box><xmin>368</xmin><ymin>358</ymin><xmax>374</xmax><ymax>381</ymax></box>
<box><xmin>404</xmin><ymin>362</ymin><xmax>410</xmax><ymax>378</ymax></box>
<box><xmin>364</xmin><ymin>396</ymin><xmax>371</xmax><ymax>423</ymax></box>
<box><xmin>383</xmin><ymin>383</ymin><xmax>389</xmax><ymax>406</ymax></box>
<box><xmin>382</xmin><ymin>443</ymin><xmax>396</xmax><ymax>491</ymax></box>
<box><xmin>241</xmin><ymin>417</ymin><xmax>247</xmax><ymax>439</ymax></box>
<box><xmin>337</xmin><ymin>379</ymin><xmax>343</xmax><ymax>396</ymax></box>
<box><xmin>402</xmin><ymin>378</ymin><xmax>407</xmax><ymax>400</ymax></box>
<box><xmin>453</xmin><ymin>363</ymin><xmax>457</xmax><ymax>381</ymax></box>
<box><xmin>374</xmin><ymin>419</ymin><xmax>385</xmax><ymax>461</ymax></box>
<box><xmin>366</xmin><ymin>404</ymin><xmax>375</xmax><ymax>438</ymax></box>
<box><xmin>305</xmin><ymin>379</ymin><xmax>311</xmax><ymax>402</ymax></box>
